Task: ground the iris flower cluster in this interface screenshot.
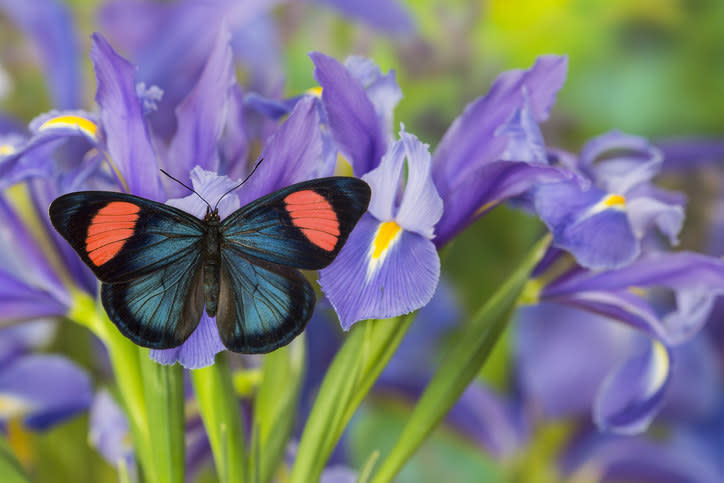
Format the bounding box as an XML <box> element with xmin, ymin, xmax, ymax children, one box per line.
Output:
<box><xmin>1</xmin><ymin>0</ymin><xmax>723</xmax><ymax>481</ymax></box>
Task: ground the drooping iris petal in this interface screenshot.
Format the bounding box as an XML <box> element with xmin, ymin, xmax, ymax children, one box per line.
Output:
<box><xmin>0</xmin><ymin>0</ymin><xmax>80</xmax><ymax>109</ymax></box>
<box><xmin>593</xmin><ymin>340</ymin><xmax>672</xmax><ymax>434</ymax></box>
<box><xmin>625</xmin><ymin>196</ymin><xmax>684</xmax><ymax>245</ymax></box>
<box><xmin>89</xmin><ymin>390</ymin><xmax>134</xmax><ymax>470</ymax></box>
<box><xmin>535</xmin><ymin>180</ymin><xmax>639</xmax><ymax>269</ymax></box>
<box><xmin>319</xmin><ymin>214</ymin><xmax>439</xmax><ymax>328</ymax></box>
<box><xmin>150</xmin><ymin>312</ymin><xmax>225</xmax><ymax>369</ymax></box>
<box><xmin>90</xmin><ymin>33</ymin><xmax>164</xmax><ymax>201</ymax></box>
<box><xmin>514</xmin><ymin>303</ymin><xmax>635</xmax><ymax>419</ymax></box>
<box><xmin>165</xmin><ymin>28</ymin><xmax>235</xmax><ymax>196</ymax></box>
<box><xmin>543</xmin><ymin>252</ymin><xmax>724</xmax><ymax>346</ymax></box>
<box><xmin>311</xmin><ymin>52</ymin><xmax>387</xmax><ymax>175</ymax></box>
<box><xmin>239</xmin><ymin>96</ymin><xmax>323</xmax><ymax>205</ymax></box>
<box><xmin>0</xmin><ymin>355</ymin><xmax>92</xmax><ymax>430</ymax></box>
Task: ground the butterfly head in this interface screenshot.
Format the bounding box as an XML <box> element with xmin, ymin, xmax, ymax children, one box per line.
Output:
<box><xmin>204</xmin><ymin>205</ymin><xmax>221</xmax><ymax>223</ymax></box>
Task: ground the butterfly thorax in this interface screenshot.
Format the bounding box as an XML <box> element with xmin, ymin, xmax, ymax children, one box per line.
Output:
<box><xmin>203</xmin><ymin>209</ymin><xmax>221</xmax><ymax>317</ymax></box>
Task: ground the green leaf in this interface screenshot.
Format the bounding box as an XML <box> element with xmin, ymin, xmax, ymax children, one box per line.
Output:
<box><xmin>370</xmin><ymin>235</ymin><xmax>551</xmax><ymax>483</ymax></box>
<box><xmin>249</xmin><ymin>336</ymin><xmax>306</xmax><ymax>483</ymax></box>
<box><xmin>0</xmin><ymin>433</ymin><xmax>30</xmax><ymax>483</ymax></box>
<box><xmin>289</xmin><ymin>313</ymin><xmax>415</xmax><ymax>483</ymax></box>
<box><xmin>139</xmin><ymin>353</ymin><xmax>185</xmax><ymax>483</ymax></box>
<box><xmin>191</xmin><ymin>354</ymin><xmax>246</xmax><ymax>483</ymax></box>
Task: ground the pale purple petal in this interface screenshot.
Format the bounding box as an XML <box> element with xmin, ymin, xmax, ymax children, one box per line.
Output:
<box><xmin>496</xmin><ymin>93</ymin><xmax>547</xmax><ymax>164</ymax></box>
<box><xmin>594</xmin><ymin>340</ymin><xmax>672</xmax><ymax>434</ymax></box>
<box><xmin>393</xmin><ymin>131</ymin><xmax>443</xmax><ymax>237</ymax></box>
<box><xmin>319</xmin><ymin>214</ymin><xmax>440</xmax><ymax>328</ymax></box>
<box><xmin>90</xmin><ymin>33</ymin><xmax>164</xmax><ymax>201</ymax></box>
<box><xmin>166</xmin><ymin>166</ymin><xmax>241</xmax><ymax>219</ymax></box>
<box><xmin>311</xmin><ymin>52</ymin><xmax>387</xmax><ymax>175</ymax></box>
<box><xmin>150</xmin><ymin>312</ymin><xmax>225</xmax><ymax>369</ymax></box>
<box><xmin>218</xmin><ymin>86</ymin><xmax>249</xmax><ymax>180</ymax></box>
<box><xmin>230</xmin><ymin>12</ymin><xmax>284</xmax><ymax>95</ymax></box>
<box><xmin>89</xmin><ymin>390</ymin><xmax>134</xmax><ymax>469</ymax></box>
<box><xmin>0</xmin><ymin>355</ymin><xmax>92</xmax><ymax>430</ymax></box>
<box><xmin>535</xmin><ymin>180</ymin><xmax>639</xmax><ymax>269</ymax></box>
<box><xmin>0</xmin><ymin>321</ymin><xmax>56</xmax><ymax>366</ymax></box>
<box><xmin>0</xmin><ymin>271</ymin><xmax>67</xmax><ymax>323</ymax></box>
<box><xmin>165</xmin><ymin>28</ymin><xmax>235</xmax><ymax>196</ymax></box>
<box><xmin>658</xmin><ymin>137</ymin><xmax>724</xmax><ymax>172</ymax></box>
<box><xmin>515</xmin><ymin>303</ymin><xmax>635</xmax><ymax>419</ymax></box>
<box><xmin>239</xmin><ymin>96</ymin><xmax>323</xmax><ymax>205</ymax></box>
<box><xmin>626</xmin><ymin>196</ymin><xmax>684</xmax><ymax>245</ymax></box>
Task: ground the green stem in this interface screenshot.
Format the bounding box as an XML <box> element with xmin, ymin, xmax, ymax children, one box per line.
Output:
<box><xmin>190</xmin><ymin>354</ymin><xmax>246</xmax><ymax>483</ymax></box>
<box><xmin>289</xmin><ymin>313</ymin><xmax>415</xmax><ymax>483</ymax></box>
<box><xmin>370</xmin><ymin>234</ymin><xmax>551</xmax><ymax>483</ymax></box>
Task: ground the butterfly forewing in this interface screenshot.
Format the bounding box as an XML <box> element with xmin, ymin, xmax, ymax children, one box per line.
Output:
<box><xmin>49</xmin><ymin>192</ymin><xmax>205</xmax><ymax>283</ymax></box>
<box><xmin>220</xmin><ymin>177</ymin><xmax>371</xmax><ymax>270</ymax></box>
<box><xmin>216</xmin><ymin>244</ymin><xmax>315</xmax><ymax>353</ymax></box>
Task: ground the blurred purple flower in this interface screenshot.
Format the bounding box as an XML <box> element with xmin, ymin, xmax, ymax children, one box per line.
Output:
<box><xmin>0</xmin><ymin>336</ymin><xmax>92</xmax><ymax>430</ymax></box>
<box><xmin>89</xmin><ymin>390</ymin><xmax>134</xmax><ymax>473</ymax></box>
<box><xmin>0</xmin><ymin>0</ymin><xmax>81</xmax><ymax>108</ymax></box>
<box><xmin>535</xmin><ymin>131</ymin><xmax>685</xmax><ymax>269</ymax></box>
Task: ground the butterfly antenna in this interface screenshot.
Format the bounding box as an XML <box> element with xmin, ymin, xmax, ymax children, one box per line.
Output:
<box><xmin>159</xmin><ymin>169</ymin><xmax>213</xmax><ymax>211</ymax></box>
<box><xmin>213</xmin><ymin>158</ymin><xmax>264</xmax><ymax>211</ymax></box>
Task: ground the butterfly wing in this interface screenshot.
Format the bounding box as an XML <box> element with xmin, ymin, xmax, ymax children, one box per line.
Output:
<box><xmin>49</xmin><ymin>191</ymin><xmax>205</xmax><ymax>283</ymax></box>
<box><xmin>50</xmin><ymin>191</ymin><xmax>206</xmax><ymax>348</ymax></box>
<box><xmin>220</xmin><ymin>177</ymin><xmax>371</xmax><ymax>269</ymax></box>
<box><xmin>216</xmin><ymin>245</ymin><xmax>315</xmax><ymax>353</ymax></box>
<box><xmin>215</xmin><ymin>177</ymin><xmax>369</xmax><ymax>353</ymax></box>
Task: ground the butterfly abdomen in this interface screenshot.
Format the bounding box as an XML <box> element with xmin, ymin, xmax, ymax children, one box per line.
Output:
<box><xmin>203</xmin><ymin>213</ymin><xmax>222</xmax><ymax>317</ymax></box>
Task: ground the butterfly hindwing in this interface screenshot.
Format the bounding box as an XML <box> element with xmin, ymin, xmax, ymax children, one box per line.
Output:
<box><xmin>216</xmin><ymin>244</ymin><xmax>315</xmax><ymax>353</ymax></box>
<box><xmin>101</xmin><ymin>252</ymin><xmax>205</xmax><ymax>348</ymax></box>
<box><xmin>50</xmin><ymin>191</ymin><xmax>207</xmax><ymax>348</ymax></box>
<box><xmin>220</xmin><ymin>177</ymin><xmax>371</xmax><ymax>270</ymax></box>
<box><xmin>49</xmin><ymin>191</ymin><xmax>205</xmax><ymax>283</ymax></box>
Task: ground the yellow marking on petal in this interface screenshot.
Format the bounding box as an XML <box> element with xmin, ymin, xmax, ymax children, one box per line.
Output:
<box><xmin>38</xmin><ymin>115</ymin><xmax>98</xmax><ymax>140</ymax></box>
<box><xmin>0</xmin><ymin>144</ymin><xmax>15</xmax><ymax>156</ymax></box>
<box><xmin>0</xmin><ymin>395</ymin><xmax>29</xmax><ymax>419</ymax></box>
<box><xmin>372</xmin><ymin>221</ymin><xmax>402</xmax><ymax>259</ymax></box>
<box><xmin>648</xmin><ymin>340</ymin><xmax>669</xmax><ymax>394</ymax></box>
<box><xmin>8</xmin><ymin>417</ymin><xmax>33</xmax><ymax>467</ymax></box>
<box><xmin>473</xmin><ymin>200</ymin><xmax>500</xmax><ymax>218</ymax></box>
<box><xmin>305</xmin><ymin>86</ymin><xmax>323</xmax><ymax>98</ymax></box>
<box><xmin>603</xmin><ymin>194</ymin><xmax>626</xmax><ymax>207</ymax></box>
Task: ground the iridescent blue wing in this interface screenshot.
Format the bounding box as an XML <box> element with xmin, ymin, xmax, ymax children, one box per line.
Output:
<box><xmin>216</xmin><ymin>245</ymin><xmax>315</xmax><ymax>353</ymax></box>
<box><xmin>49</xmin><ymin>191</ymin><xmax>206</xmax><ymax>348</ymax></box>
<box><xmin>220</xmin><ymin>177</ymin><xmax>371</xmax><ymax>269</ymax></box>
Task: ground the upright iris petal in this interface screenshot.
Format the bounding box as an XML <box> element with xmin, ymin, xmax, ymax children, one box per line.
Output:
<box><xmin>319</xmin><ymin>130</ymin><xmax>443</xmax><ymax>328</ymax></box>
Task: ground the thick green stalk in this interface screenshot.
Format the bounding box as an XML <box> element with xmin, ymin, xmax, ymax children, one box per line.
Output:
<box><xmin>371</xmin><ymin>234</ymin><xmax>551</xmax><ymax>483</ymax></box>
<box><xmin>190</xmin><ymin>354</ymin><xmax>246</xmax><ymax>483</ymax></box>
<box><xmin>139</xmin><ymin>352</ymin><xmax>186</xmax><ymax>483</ymax></box>
<box><xmin>290</xmin><ymin>313</ymin><xmax>415</xmax><ymax>483</ymax></box>
<box><xmin>250</xmin><ymin>337</ymin><xmax>306</xmax><ymax>483</ymax></box>
<box><xmin>0</xmin><ymin>433</ymin><xmax>29</xmax><ymax>483</ymax></box>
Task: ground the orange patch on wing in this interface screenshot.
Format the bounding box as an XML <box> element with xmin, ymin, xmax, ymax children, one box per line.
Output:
<box><xmin>284</xmin><ymin>190</ymin><xmax>340</xmax><ymax>251</ymax></box>
<box><xmin>86</xmin><ymin>201</ymin><xmax>141</xmax><ymax>266</ymax></box>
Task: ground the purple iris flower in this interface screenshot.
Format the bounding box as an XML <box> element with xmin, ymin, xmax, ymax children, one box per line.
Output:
<box><xmin>522</xmin><ymin>251</ymin><xmax>724</xmax><ymax>433</ymax></box>
<box><xmin>0</xmin><ymin>0</ymin><xmax>81</xmax><ymax>109</ymax></box>
<box><xmin>535</xmin><ymin>131</ymin><xmax>685</xmax><ymax>269</ymax></box>
<box><xmin>89</xmin><ymin>390</ymin><xmax>134</xmax><ymax>473</ymax></box>
<box><xmin>319</xmin><ymin>127</ymin><xmax>443</xmax><ymax>328</ymax></box>
<box><xmin>311</xmin><ymin>52</ymin><xmax>571</xmax><ymax>327</ymax></box>
<box><xmin>0</xmin><ymin>324</ymin><xmax>92</xmax><ymax>431</ymax></box>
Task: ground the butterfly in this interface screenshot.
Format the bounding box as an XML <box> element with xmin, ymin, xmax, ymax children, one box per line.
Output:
<box><xmin>49</xmin><ymin>177</ymin><xmax>370</xmax><ymax>353</ymax></box>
